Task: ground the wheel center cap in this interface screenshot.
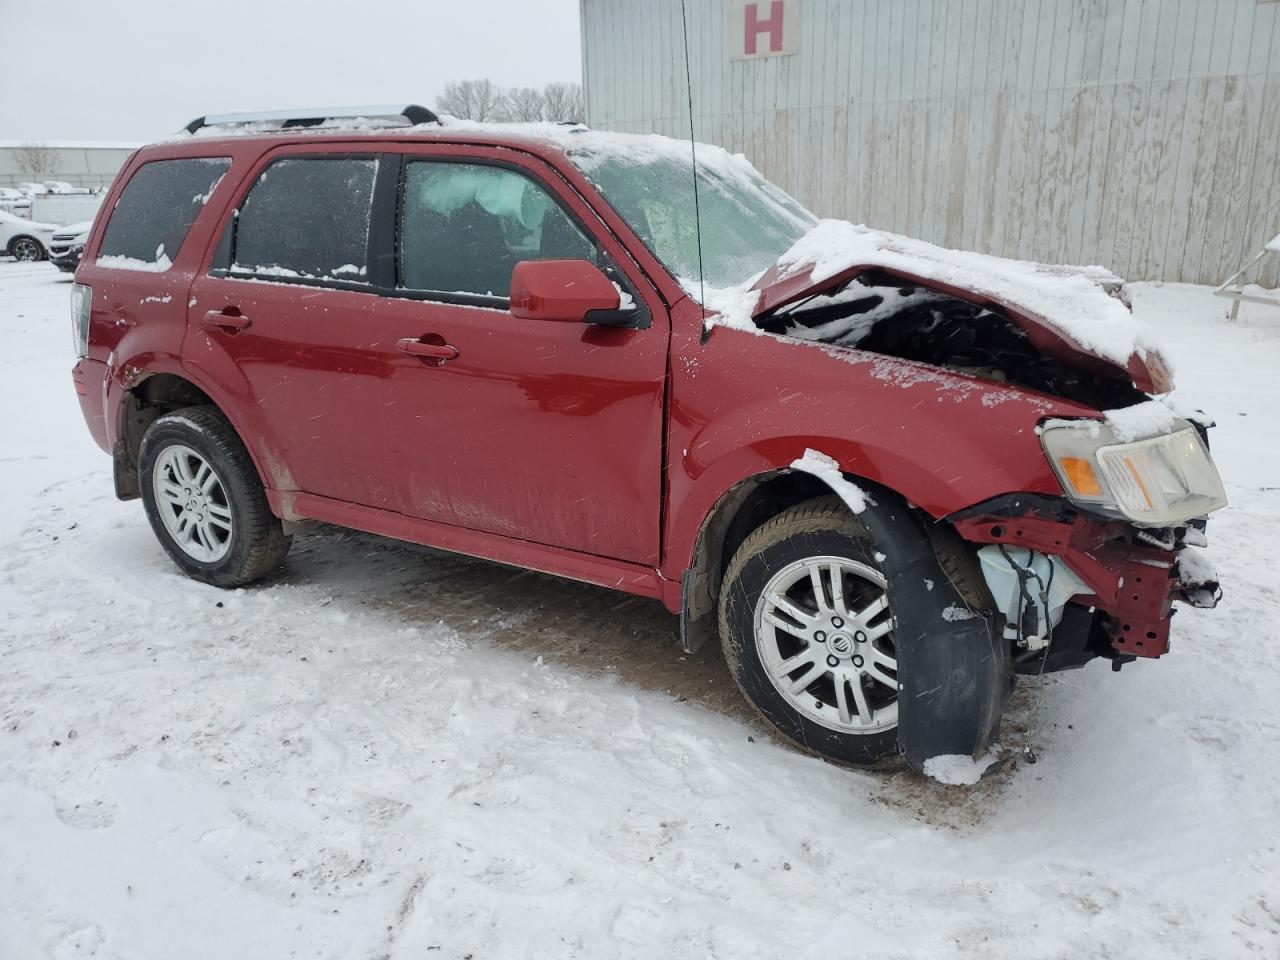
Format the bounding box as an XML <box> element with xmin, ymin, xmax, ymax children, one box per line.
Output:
<box><xmin>829</xmin><ymin>634</ymin><xmax>853</xmax><ymax>656</ymax></box>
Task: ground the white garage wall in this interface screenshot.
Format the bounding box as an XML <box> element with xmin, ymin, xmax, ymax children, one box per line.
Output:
<box><xmin>582</xmin><ymin>0</ymin><xmax>1280</xmax><ymax>286</ymax></box>
<box><xmin>0</xmin><ymin>144</ymin><xmax>137</xmax><ymax>191</ymax></box>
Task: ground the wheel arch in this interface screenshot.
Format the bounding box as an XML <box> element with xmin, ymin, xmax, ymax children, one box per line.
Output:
<box><xmin>111</xmin><ymin>370</ymin><xmax>283</xmax><ymax>507</ymax></box>
<box><xmin>676</xmin><ymin>448</ymin><xmax>995</xmax><ymax>657</ymax></box>
<box><xmin>8</xmin><ymin>234</ymin><xmax>47</xmax><ymax>259</ymax></box>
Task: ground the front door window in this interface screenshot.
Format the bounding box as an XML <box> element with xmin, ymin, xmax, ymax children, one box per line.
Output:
<box><xmin>398</xmin><ymin>161</ymin><xmax>597</xmax><ymax>298</ymax></box>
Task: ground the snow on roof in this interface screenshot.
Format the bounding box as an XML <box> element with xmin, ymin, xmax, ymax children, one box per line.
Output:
<box><xmin>1266</xmin><ymin>232</ymin><xmax>1280</xmax><ymax>254</ymax></box>
<box><xmin>170</xmin><ymin>114</ymin><xmax>736</xmax><ymax>169</ymax></box>
<box><xmin>709</xmin><ymin>219</ymin><xmax>1163</xmax><ymax>368</ymax></box>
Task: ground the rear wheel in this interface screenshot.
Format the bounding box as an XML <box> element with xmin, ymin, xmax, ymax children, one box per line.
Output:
<box><xmin>10</xmin><ymin>236</ymin><xmax>44</xmax><ymax>261</ymax></box>
<box><xmin>140</xmin><ymin>406</ymin><xmax>290</xmax><ymax>587</ymax></box>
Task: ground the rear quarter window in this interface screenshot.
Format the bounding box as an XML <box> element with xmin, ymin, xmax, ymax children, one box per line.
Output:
<box><xmin>97</xmin><ymin>157</ymin><xmax>230</xmax><ymax>271</ymax></box>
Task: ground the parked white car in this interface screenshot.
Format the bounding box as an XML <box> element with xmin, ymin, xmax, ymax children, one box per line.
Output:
<box><xmin>16</xmin><ymin>182</ymin><xmax>48</xmax><ymax>197</ymax></box>
<box><xmin>48</xmin><ymin>220</ymin><xmax>93</xmax><ymax>272</ymax></box>
<box><xmin>0</xmin><ymin>187</ymin><xmax>32</xmax><ymax>213</ymax></box>
<box><xmin>0</xmin><ymin>209</ymin><xmax>57</xmax><ymax>261</ymax></box>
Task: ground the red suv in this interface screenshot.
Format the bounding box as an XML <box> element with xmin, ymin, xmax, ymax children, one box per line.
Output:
<box><xmin>70</xmin><ymin>106</ymin><xmax>1225</xmax><ymax>772</ymax></box>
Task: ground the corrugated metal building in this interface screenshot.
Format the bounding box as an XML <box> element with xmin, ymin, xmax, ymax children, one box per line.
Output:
<box><xmin>0</xmin><ymin>142</ymin><xmax>138</xmax><ymax>191</ymax></box>
<box><xmin>581</xmin><ymin>0</ymin><xmax>1280</xmax><ymax>286</ymax></box>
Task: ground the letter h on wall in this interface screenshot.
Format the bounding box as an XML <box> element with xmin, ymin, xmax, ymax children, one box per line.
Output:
<box><xmin>744</xmin><ymin>0</ymin><xmax>785</xmax><ymax>55</ymax></box>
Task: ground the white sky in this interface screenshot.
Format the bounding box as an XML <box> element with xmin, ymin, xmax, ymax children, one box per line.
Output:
<box><xmin>0</xmin><ymin>0</ymin><xmax>582</xmax><ymax>142</ymax></box>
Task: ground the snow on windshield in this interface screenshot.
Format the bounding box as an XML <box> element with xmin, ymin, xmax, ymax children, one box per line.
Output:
<box><xmin>559</xmin><ymin>130</ymin><xmax>816</xmax><ymax>288</ymax></box>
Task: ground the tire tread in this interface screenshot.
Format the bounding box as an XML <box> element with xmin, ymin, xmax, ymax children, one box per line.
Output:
<box><xmin>141</xmin><ymin>405</ymin><xmax>289</xmax><ymax>586</ymax></box>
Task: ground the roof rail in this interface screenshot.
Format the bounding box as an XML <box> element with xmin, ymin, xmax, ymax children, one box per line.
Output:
<box><xmin>184</xmin><ymin>105</ymin><xmax>438</xmax><ymax>134</ymax></box>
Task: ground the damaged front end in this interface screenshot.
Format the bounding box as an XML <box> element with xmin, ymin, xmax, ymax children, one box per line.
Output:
<box><xmin>950</xmin><ymin>493</ymin><xmax>1222</xmax><ymax>674</ymax></box>
<box><xmin>754</xmin><ymin>267</ymin><xmax>1163</xmax><ymax>409</ymax></box>
<box><xmin>742</xmin><ymin>222</ymin><xmax>1227</xmax><ymax>674</ymax></box>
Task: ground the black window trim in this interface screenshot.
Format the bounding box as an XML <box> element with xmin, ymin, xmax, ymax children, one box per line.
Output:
<box><xmin>205</xmin><ymin>147</ymin><xmax>650</xmax><ymax>328</ymax></box>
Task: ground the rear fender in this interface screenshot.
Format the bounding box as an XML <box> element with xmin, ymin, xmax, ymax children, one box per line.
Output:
<box><xmin>106</xmin><ymin>353</ymin><xmax>289</xmax><ymax>505</ymax></box>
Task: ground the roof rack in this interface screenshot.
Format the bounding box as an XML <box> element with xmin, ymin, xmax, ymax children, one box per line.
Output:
<box><xmin>184</xmin><ymin>105</ymin><xmax>438</xmax><ymax>134</ymax></box>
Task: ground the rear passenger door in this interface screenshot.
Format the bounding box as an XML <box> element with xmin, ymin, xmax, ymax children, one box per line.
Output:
<box><xmin>372</xmin><ymin>147</ymin><xmax>670</xmax><ymax>565</ymax></box>
<box><xmin>185</xmin><ymin>148</ymin><xmax>416</xmax><ymax>511</ymax></box>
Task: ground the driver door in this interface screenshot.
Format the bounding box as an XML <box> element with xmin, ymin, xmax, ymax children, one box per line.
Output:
<box><xmin>372</xmin><ymin>148</ymin><xmax>670</xmax><ymax>565</ymax></box>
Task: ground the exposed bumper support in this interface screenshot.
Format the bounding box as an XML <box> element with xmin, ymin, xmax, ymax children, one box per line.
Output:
<box><xmin>951</xmin><ymin>495</ymin><xmax>1219</xmax><ymax>659</ymax></box>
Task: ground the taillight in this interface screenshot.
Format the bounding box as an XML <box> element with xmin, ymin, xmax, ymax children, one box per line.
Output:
<box><xmin>71</xmin><ymin>283</ymin><xmax>92</xmax><ymax>358</ymax></box>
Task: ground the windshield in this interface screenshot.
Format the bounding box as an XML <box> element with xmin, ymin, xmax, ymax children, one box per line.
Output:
<box><xmin>569</xmin><ymin>145</ymin><xmax>816</xmax><ymax>290</ymax></box>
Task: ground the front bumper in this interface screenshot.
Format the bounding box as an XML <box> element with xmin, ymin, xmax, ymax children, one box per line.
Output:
<box><xmin>951</xmin><ymin>494</ymin><xmax>1219</xmax><ymax>661</ymax></box>
<box><xmin>48</xmin><ymin>244</ymin><xmax>83</xmax><ymax>273</ymax></box>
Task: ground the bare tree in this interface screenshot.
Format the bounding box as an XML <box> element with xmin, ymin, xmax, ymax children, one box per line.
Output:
<box><xmin>14</xmin><ymin>141</ymin><xmax>56</xmax><ymax>177</ymax></box>
<box><xmin>498</xmin><ymin>87</ymin><xmax>547</xmax><ymax>123</ymax></box>
<box><xmin>542</xmin><ymin>82</ymin><xmax>584</xmax><ymax>123</ymax></box>
<box><xmin>436</xmin><ymin>79</ymin><xmax>506</xmax><ymax>122</ymax></box>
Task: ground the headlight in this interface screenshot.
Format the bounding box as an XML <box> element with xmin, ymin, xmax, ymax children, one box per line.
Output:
<box><xmin>1040</xmin><ymin>419</ymin><xmax>1226</xmax><ymax>526</ymax></box>
<box><xmin>70</xmin><ymin>282</ymin><xmax>91</xmax><ymax>358</ymax></box>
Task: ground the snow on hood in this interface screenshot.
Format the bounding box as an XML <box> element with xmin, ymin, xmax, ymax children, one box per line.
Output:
<box><xmin>0</xmin><ymin>209</ymin><xmax>59</xmax><ymax>232</ymax></box>
<box><xmin>703</xmin><ymin>219</ymin><xmax>1171</xmax><ymax>388</ymax></box>
<box><xmin>55</xmin><ymin>220</ymin><xmax>94</xmax><ymax>237</ymax></box>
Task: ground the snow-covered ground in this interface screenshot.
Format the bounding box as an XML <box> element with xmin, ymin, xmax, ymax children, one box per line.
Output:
<box><xmin>1</xmin><ymin>259</ymin><xmax>1278</xmax><ymax>959</ymax></box>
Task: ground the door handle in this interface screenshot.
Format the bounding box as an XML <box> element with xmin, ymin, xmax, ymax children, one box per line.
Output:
<box><xmin>202</xmin><ymin>309</ymin><xmax>251</xmax><ymax>333</ymax></box>
<box><xmin>396</xmin><ymin>337</ymin><xmax>459</xmax><ymax>361</ymax></box>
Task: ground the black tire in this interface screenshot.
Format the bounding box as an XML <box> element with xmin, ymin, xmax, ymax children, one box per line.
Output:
<box><xmin>9</xmin><ymin>236</ymin><xmax>45</xmax><ymax>261</ymax></box>
<box><xmin>719</xmin><ymin>495</ymin><xmax>1008</xmax><ymax>769</ymax></box>
<box><xmin>139</xmin><ymin>405</ymin><xmax>290</xmax><ymax>587</ymax></box>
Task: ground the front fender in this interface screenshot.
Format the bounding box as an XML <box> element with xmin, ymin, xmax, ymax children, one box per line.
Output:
<box><xmin>662</xmin><ymin>319</ymin><xmax>1099</xmax><ymax>582</ymax></box>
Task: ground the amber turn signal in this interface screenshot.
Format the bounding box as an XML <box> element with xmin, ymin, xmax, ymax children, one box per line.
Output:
<box><xmin>1058</xmin><ymin>456</ymin><xmax>1103</xmax><ymax>497</ymax></box>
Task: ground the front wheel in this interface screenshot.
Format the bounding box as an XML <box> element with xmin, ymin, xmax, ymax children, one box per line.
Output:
<box><xmin>719</xmin><ymin>495</ymin><xmax>1007</xmax><ymax>768</ymax></box>
<box><xmin>720</xmin><ymin>498</ymin><xmax>903</xmax><ymax>765</ymax></box>
<box><xmin>140</xmin><ymin>406</ymin><xmax>290</xmax><ymax>587</ymax></box>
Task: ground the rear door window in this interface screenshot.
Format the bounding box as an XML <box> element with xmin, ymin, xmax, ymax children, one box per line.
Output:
<box><xmin>398</xmin><ymin>161</ymin><xmax>596</xmax><ymax>298</ymax></box>
<box><xmin>231</xmin><ymin>157</ymin><xmax>378</xmax><ymax>282</ymax></box>
<box><xmin>97</xmin><ymin>157</ymin><xmax>230</xmax><ymax>271</ymax></box>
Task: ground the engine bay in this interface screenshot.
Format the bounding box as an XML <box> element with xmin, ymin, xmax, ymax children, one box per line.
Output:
<box><xmin>756</xmin><ymin>269</ymin><xmax>1149</xmax><ymax>408</ymax></box>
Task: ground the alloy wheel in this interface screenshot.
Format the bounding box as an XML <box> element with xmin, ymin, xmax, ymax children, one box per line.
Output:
<box><xmin>151</xmin><ymin>444</ymin><xmax>234</xmax><ymax>562</ymax></box>
<box><xmin>12</xmin><ymin>238</ymin><xmax>40</xmax><ymax>261</ymax></box>
<box><xmin>753</xmin><ymin>556</ymin><xmax>898</xmax><ymax>733</ymax></box>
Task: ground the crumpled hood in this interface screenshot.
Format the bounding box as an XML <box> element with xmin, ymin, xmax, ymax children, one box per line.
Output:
<box><xmin>742</xmin><ymin>220</ymin><xmax>1173</xmax><ymax>393</ymax></box>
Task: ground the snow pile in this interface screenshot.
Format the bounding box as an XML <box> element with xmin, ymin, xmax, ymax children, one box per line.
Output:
<box><xmin>1103</xmin><ymin>399</ymin><xmax>1182</xmax><ymax>442</ymax></box>
<box><xmin>1042</xmin><ymin>398</ymin><xmax>1196</xmax><ymax>443</ymax></box>
<box><xmin>922</xmin><ymin>751</ymin><xmax>1001</xmax><ymax>786</ymax></box>
<box><xmin>941</xmin><ymin>605</ymin><xmax>979</xmax><ymax>622</ymax></box>
<box><xmin>683</xmin><ymin>277</ymin><xmax>762</xmax><ymax>328</ymax></box>
<box><xmin>97</xmin><ymin>252</ymin><xmax>173</xmax><ymax>273</ymax></box>
<box><xmin>789</xmin><ymin>449</ymin><xmax>869</xmax><ymax>514</ymax></box>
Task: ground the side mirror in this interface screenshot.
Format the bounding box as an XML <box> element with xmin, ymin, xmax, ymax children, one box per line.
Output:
<box><xmin>510</xmin><ymin>259</ymin><xmax>628</xmax><ymax>324</ymax></box>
